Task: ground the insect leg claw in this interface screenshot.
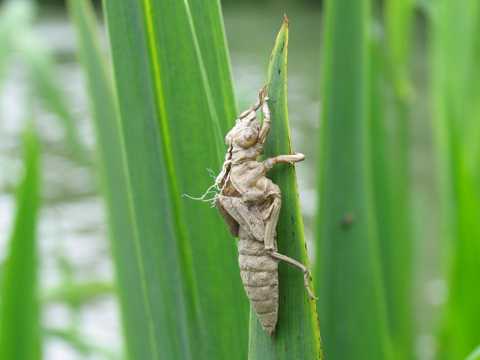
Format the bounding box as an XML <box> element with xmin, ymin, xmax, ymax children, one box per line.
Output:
<box><xmin>303</xmin><ymin>270</ymin><xmax>318</xmax><ymax>301</ymax></box>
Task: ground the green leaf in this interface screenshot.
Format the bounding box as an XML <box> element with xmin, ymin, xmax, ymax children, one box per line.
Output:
<box><xmin>315</xmin><ymin>0</ymin><xmax>392</xmax><ymax>358</ymax></box>
<box><xmin>384</xmin><ymin>0</ymin><xmax>413</xmax><ymax>100</ymax></box>
<box><xmin>0</xmin><ymin>129</ymin><xmax>41</xmax><ymax>360</ymax></box>
<box><xmin>248</xmin><ymin>18</ymin><xmax>321</xmax><ymax>360</ymax></box>
<box><xmin>81</xmin><ymin>0</ymin><xmax>249</xmax><ymax>358</ymax></box>
<box><xmin>69</xmin><ymin>1</ymin><xmax>176</xmax><ymax>358</ymax></box>
<box><xmin>431</xmin><ymin>0</ymin><xmax>480</xmax><ymax>358</ymax></box>
<box><xmin>466</xmin><ymin>346</ymin><xmax>480</xmax><ymax>360</ymax></box>
<box><xmin>369</xmin><ymin>1</ymin><xmax>414</xmax><ymax>358</ymax></box>
<box><xmin>187</xmin><ymin>0</ymin><xmax>237</xmax><ymax>129</ymax></box>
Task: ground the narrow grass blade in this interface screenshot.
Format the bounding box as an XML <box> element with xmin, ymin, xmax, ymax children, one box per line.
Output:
<box><xmin>69</xmin><ymin>1</ymin><xmax>180</xmax><ymax>358</ymax></box>
<box><xmin>369</xmin><ymin>1</ymin><xmax>414</xmax><ymax>358</ymax></box>
<box><xmin>0</xmin><ymin>129</ymin><xmax>41</xmax><ymax>360</ymax></box>
<box><xmin>248</xmin><ymin>19</ymin><xmax>321</xmax><ymax>360</ymax></box>
<box><xmin>385</xmin><ymin>0</ymin><xmax>413</xmax><ymax>100</ymax></box>
<box><xmin>369</xmin><ymin>32</ymin><xmax>413</xmax><ymax>360</ymax></box>
<box><xmin>431</xmin><ymin>1</ymin><xmax>480</xmax><ymax>358</ymax></box>
<box><xmin>101</xmin><ymin>0</ymin><xmax>249</xmax><ymax>358</ymax></box>
<box><xmin>315</xmin><ymin>0</ymin><xmax>391</xmax><ymax>358</ymax></box>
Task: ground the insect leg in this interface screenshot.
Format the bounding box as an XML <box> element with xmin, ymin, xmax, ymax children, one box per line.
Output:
<box><xmin>264</xmin><ymin>153</ymin><xmax>305</xmax><ymax>171</ymax></box>
<box><xmin>258</xmin><ymin>99</ymin><xmax>271</xmax><ymax>145</ymax></box>
<box><xmin>267</xmin><ymin>250</ymin><xmax>317</xmax><ymax>300</ymax></box>
<box><xmin>216</xmin><ymin>198</ymin><xmax>239</xmax><ymax>237</ymax></box>
<box><xmin>264</xmin><ymin>194</ymin><xmax>281</xmax><ymax>251</ymax></box>
<box><xmin>238</xmin><ymin>86</ymin><xmax>268</xmax><ymax>119</ymax></box>
<box><xmin>217</xmin><ymin>195</ymin><xmax>264</xmax><ymax>241</ymax></box>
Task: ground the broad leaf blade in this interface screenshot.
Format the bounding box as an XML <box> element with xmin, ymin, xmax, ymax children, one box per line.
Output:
<box><xmin>0</xmin><ymin>129</ymin><xmax>41</xmax><ymax>360</ymax></box>
<box><xmin>102</xmin><ymin>0</ymin><xmax>249</xmax><ymax>358</ymax></box>
<box><xmin>315</xmin><ymin>0</ymin><xmax>392</xmax><ymax>358</ymax></box>
<box><xmin>67</xmin><ymin>1</ymin><xmax>155</xmax><ymax>358</ymax></box>
<box><xmin>73</xmin><ymin>1</ymin><xmax>191</xmax><ymax>358</ymax></box>
<box><xmin>248</xmin><ymin>19</ymin><xmax>322</xmax><ymax>360</ymax></box>
<box><xmin>141</xmin><ymin>0</ymin><xmax>250</xmax><ymax>357</ymax></box>
<box><xmin>187</xmin><ymin>0</ymin><xmax>237</xmax><ymax>130</ymax></box>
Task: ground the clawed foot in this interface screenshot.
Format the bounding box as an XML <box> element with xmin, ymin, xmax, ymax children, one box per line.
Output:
<box><xmin>258</xmin><ymin>85</ymin><xmax>268</xmax><ymax>104</ymax></box>
<box><xmin>303</xmin><ymin>269</ymin><xmax>318</xmax><ymax>301</ymax></box>
<box><xmin>252</xmin><ymin>85</ymin><xmax>269</xmax><ymax>110</ymax></box>
<box><xmin>271</xmin><ymin>153</ymin><xmax>306</xmax><ymax>167</ymax></box>
<box><xmin>290</xmin><ymin>153</ymin><xmax>305</xmax><ymax>164</ymax></box>
<box><xmin>243</xmin><ymin>86</ymin><xmax>269</xmax><ymax>116</ymax></box>
<box><xmin>266</xmin><ymin>248</ymin><xmax>317</xmax><ymax>301</ymax></box>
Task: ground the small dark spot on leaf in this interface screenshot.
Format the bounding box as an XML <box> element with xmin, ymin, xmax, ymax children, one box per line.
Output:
<box><xmin>280</xmin><ymin>42</ymin><xmax>285</xmax><ymax>52</ymax></box>
<box><xmin>340</xmin><ymin>213</ymin><xmax>355</xmax><ymax>230</ymax></box>
<box><xmin>278</xmin><ymin>68</ymin><xmax>281</xmax><ymax>75</ymax></box>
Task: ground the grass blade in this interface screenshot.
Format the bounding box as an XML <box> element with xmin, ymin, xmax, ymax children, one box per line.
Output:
<box><xmin>431</xmin><ymin>0</ymin><xmax>480</xmax><ymax>358</ymax></box>
<box><xmin>0</xmin><ymin>129</ymin><xmax>41</xmax><ymax>360</ymax></box>
<box><xmin>139</xmin><ymin>0</ymin><xmax>250</xmax><ymax>356</ymax></box>
<box><xmin>103</xmin><ymin>1</ymin><xmax>194</xmax><ymax>357</ymax></box>
<box><xmin>248</xmin><ymin>19</ymin><xmax>321</xmax><ymax>360</ymax></box>
<box><xmin>315</xmin><ymin>0</ymin><xmax>391</xmax><ymax>358</ymax></box>
<box><xmin>369</xmin><ymin>1</ymin><xmax>414</xmax><ymax>358</ymax></box>
<box><xmin>67</xmin><ymin>1</ymin><xmax>156</xmax><ymax>358</ymax></box>
<box><xmin>101</xmin><ymin>0</ymin><xmax>249</xmax><ymax>358</ymax></box>
<box><xmin>187</xmin><ymin>0</ymin><xmax>237</xmax><ymax>128</ymax></box>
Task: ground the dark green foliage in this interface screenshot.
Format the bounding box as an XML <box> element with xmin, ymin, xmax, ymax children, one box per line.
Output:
<box><xmin>75</xmin><ymin>0</ymin><xmax>249</xmax><ymax>358</ymax></box>
<box><xmin>315</xmin><ymin>0</ymin><xmax>391</xmax><ymax>358</ymax></box>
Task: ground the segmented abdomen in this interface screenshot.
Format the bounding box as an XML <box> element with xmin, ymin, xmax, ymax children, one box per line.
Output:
<box><xmin>238</xmin><ymin>227</ymin><xmax>278</xmax><ymax>335</ymax></box>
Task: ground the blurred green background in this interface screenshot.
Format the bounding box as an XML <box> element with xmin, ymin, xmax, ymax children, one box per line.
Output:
<box><xmin>0</xmin><ymin>0</ymin><xmax>477</xmax><ymax>359</ymax></box>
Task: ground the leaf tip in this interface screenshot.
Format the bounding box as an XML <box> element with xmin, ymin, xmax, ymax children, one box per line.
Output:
<box><xmin>283</xmin><ymin>14</ymin><xmax>289</xmax><ymax>26</ymax></box>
